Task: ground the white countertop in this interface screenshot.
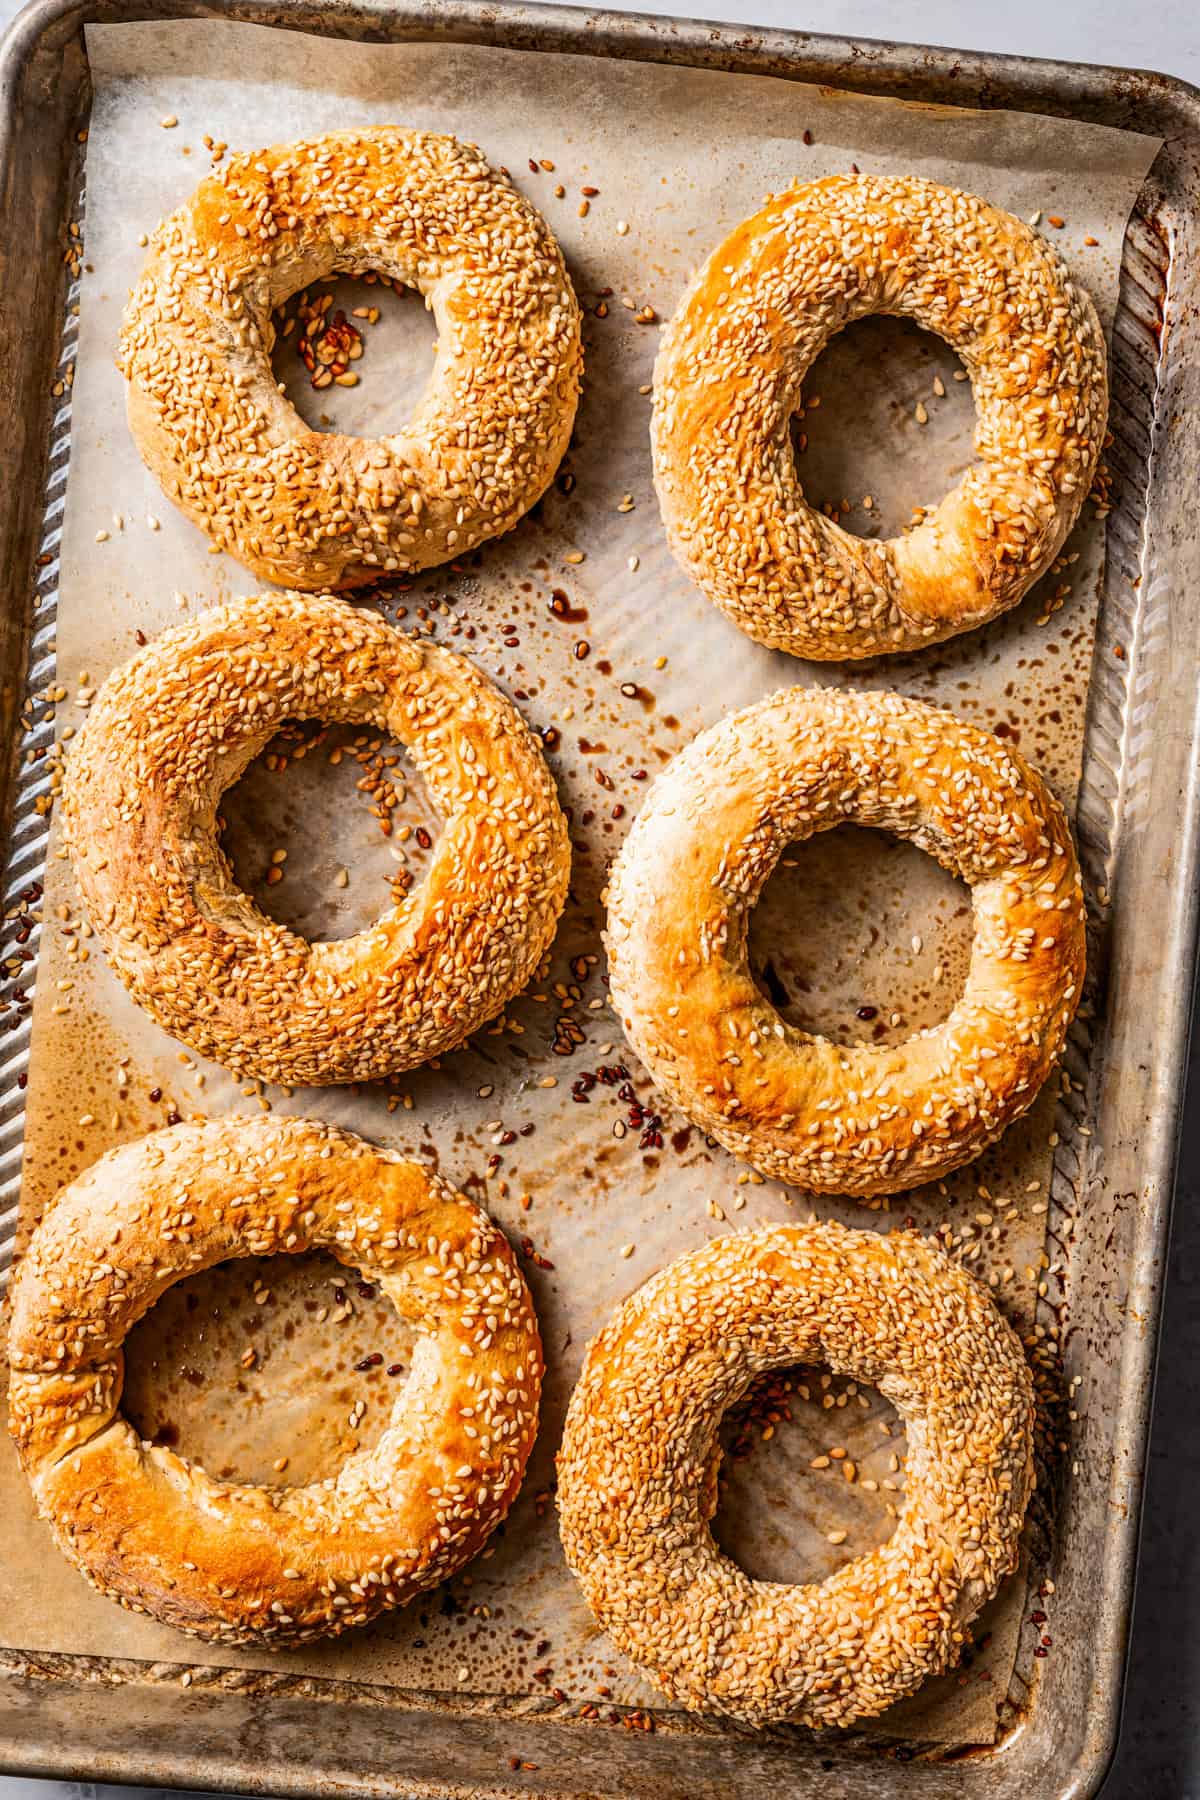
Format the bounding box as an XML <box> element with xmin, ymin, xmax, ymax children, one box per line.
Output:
<box><xmin>0</xmin><ymin>2</ymin><xmax>1196</xmax><ymax>1798</ymax></box>
<box><xmin>569</xmin><ymin>0</ymin><xmax>1200</xmax><ymax>76</ymax></box>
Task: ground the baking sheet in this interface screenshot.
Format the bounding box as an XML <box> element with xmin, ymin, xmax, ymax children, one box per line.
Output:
<box><xmin>0</xmin><ymin>16</ymin><xmax>1161</xmax><ymax>1752</ymax></box>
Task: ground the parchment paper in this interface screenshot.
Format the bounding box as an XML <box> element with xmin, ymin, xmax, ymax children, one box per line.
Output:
<box><xmin>0</xmin><ymin>17</ymin><xmax>1161</xmax><ymax>1754</ymax></box>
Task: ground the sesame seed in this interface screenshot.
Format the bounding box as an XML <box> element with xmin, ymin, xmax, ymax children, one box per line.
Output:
<box><xmin>8</xmin><ymin>1115</ymin><xmax>542</xmax><ymax>1648</ymax></box>
<box><xmin>559</xmin><ymin>1221</ymin><xmax>1033</xmax><ymax>1728</ymax></box>
<box><xmin>62</xmin><ymin>592</ymin><xmax>570</xmax><ymax>1086</ymax></box>
<box><xmin>119</xmin><ymin>128</ymin><xmax>582</xmax><ymax>593</ymax></box>
<box><xmin>651</xmin><ymin>174</ymin><xmax>1105</xmax><ymax>659</ymax></box>
<box><xmin>605</xmin><ymin>687</ymin><xmax>1084</xmax><ymax>1197</ymax></box>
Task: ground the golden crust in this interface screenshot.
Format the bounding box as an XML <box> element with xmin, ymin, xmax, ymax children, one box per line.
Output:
<box><xmin>63</xmin><ymin>591</ymin><xmax>570</xmax><ymax>1086</ymax></box>
<box><xmin>557</xmin><ymin>1221</ymin><xmax>1034</xmax><ymax>1727</ymax></box>
<box><xmin>605</xmin><ymin>687</ymin><xmax>1084</xmax><ymax>1196</ymax></box>
<box><xmin>8</xmin><ymin>1117</ymin><xmax>543</xmax><ymax>1647</ymax></box>
<box><xmin>652</xmin><ymin>174</ymin><xmax>1107</xmax><ymax>660</ymax></box>
<box><xmin>119</xmin><ymin>127</ymin><xmax>583</xmax><ymax>589</ymax></box>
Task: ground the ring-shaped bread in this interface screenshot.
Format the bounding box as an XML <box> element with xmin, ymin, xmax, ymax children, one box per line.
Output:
<box><xmin>119</xmin><ymin>127</ymin><xmax>583</xmax><ymax>590</ymax></box>
<box><xmin>652</xmin><ymin>174</ymin><xmax>1107</xmax><ymax>660</ymax></box>
<box><xmin>605</xmin><ymin>687</ymin><xmax>1084</xmax><ymax>1196</ymax></box>
<box><xmin>8</xmin><ymin>1117</ymin><xmax>543</xmax><ymax>1646</ymax></box>
<box><xmin>557</xmin><ymin>1221</ymin><xmax>1034</xmax><ymax>1727</ymax></box>
<box><xmin>64</xmin><ymin>591</ymin><xmax>570</xmax><ymax>1087</ymax></box>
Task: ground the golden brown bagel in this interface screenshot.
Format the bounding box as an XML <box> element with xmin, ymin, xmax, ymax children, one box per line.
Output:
<box><xmin>557</xmin><ymin>1221</ymin><xmax>1034</xmax><ymax>1727</ymax></box>
<box><xmin>119</xmin><ymin>127</ymin><xmax>582</xmax><ymax>589</ymax></box>
<box><xmin>63</xmin><ymin>591</ymin><xmax>570</xmax><ymax>1086</ymax></box>
<box><xmin>652</xmin><ymin>174</ymin><xmax>1107</xmax><ymax>659</ymax></box>
<box><xmin>8</xmin><ymin>1117</ymin><xmax>543</xmax><ymax>1646</ymax></box>
<box><xmin>605</xmin><ymin>687</ymin><xmax>1084</xmax><ymax>1195</ymax></box>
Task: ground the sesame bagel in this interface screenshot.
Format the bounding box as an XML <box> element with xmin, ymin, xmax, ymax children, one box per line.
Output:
<box><xmin>605</xmin><ymin>687</ymin><xmax>1084</xmax><ymax>1196</ymax></box>
<box><xmin>63</xmin><ymin>592</ymin><xmax>570</xmax><ymax>1086</ymax></box>
<box><xmin>8</xmin><ymin>1117</ymin><xmax>543</xmax><ymax>1646</ymax></box>
<box><xmin>652</xmin><ymin>174</ymin><xmax>1107</xmax><ymax>660</ymax></box>
<box><xmin>119</xmin><ymin>127</ymin><xmax>582</xmax><ymax>589</ymax></box>
<box><xmin>557</xmin><ymin>1222</ymin><xmax>1034</xmax><ymax>1727</ymax></box>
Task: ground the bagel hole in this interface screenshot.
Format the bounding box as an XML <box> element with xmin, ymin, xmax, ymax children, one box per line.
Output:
<box><xmin>219</xmin><ymin>719</ymin><xmax>441</xmax><ymax>942</ymax></box>
<box><xmin>791</xmin><ymin>316</ymin><xmax>973</xmax><ymax>541</ymax></box>
<box><xmin>122</xmin><ymin>1249</ymin><xmax>419</xmax><ymax>1488</ymax></box>
<box><xmin>271</xmin><ymin>273</ymin><xmax>438</xmax><ymax>436</ymax></box>
<box><xmin>748</xmin><ymin>824</ymin><xmax>970</xmax><ymax>1046</ymax></box>
<box><xmin>712</xmin><ymin>1366</ymin><xmax>906</xmax><ymax>1585</ymax></box>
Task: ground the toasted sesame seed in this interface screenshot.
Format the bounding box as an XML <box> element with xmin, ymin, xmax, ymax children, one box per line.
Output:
<box><xmin>9</xmin><ymin>1116</ymin><xmax>542</xmax><ymax>1648</ymax></box>
<box><xmin>651</xmin><ymin>174</ymin><xmax>1105</xmax><ymax>659</ymax></box>
<box><xmin>558</xmin><ymin>1222</ymin><xmax>1033</xmax><ymax>1728</ymax></box>
<box><xmin>605</xmin><ymin>688</ymin><xmax>1084</xmax><ymax>1197</ymax></box>
<box><xmin>62</xmin><ymin>593</ymin><xmax>570</xmax><ymax>1086</ymax></box>
<box><xmin>119</xmin><ymin>128</ymin><xmax>582</xmax><ymax>592</ymax></box>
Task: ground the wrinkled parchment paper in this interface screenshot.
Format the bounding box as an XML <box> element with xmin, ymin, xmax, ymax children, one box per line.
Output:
<box><xmin>0</xmin><ymin>16</ymin><xmax>1161</xmax><ymax>1756</ymax></box>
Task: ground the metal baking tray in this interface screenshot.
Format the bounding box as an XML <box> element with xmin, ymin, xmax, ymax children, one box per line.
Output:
<box><xmin>1</xmin><ymin>2</ymin><xmax>1198</xmax><ymax>1796</ymax></box>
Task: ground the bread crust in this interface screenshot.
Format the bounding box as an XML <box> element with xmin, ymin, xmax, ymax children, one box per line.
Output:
<box><xmin>63</xmin><ymin>591</ymin><xmax>570</xmax><ymax>1086</ymax></box>
<box><xmin>652</xmin><ymin>174</ymin><xmax>1107</xmax><ymax>659</ymax></box>
<box><xmin>605</xmin><ymin>687</ymin><xmax>1084</xmax><ymax>1195</ymax></box>
<box><xmin>119</xmin><ymin>127</ymin><xmax>582</xmax><ymax>589</ymax></box>
<box><xmin>557</xmin><ymin>1221</ymin><xmax>1034</xmax><ymax>1726</ymax></box>
<box><xmin>8</xmin><ymin>1117</ymin><xmax>543</xmax><ymax>1646</ymax></box>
